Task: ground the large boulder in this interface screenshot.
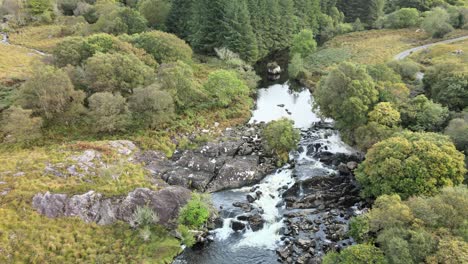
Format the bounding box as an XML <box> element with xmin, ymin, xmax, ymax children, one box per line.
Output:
<box><xmin>32</xmin><ymin>186</ymin><xmax>191</xmax><ymax>228</ymax></box>
<box><xmin>206</xmin><ymin>156</ymin><xmax>264</xmax><ymax>192</ymax></box>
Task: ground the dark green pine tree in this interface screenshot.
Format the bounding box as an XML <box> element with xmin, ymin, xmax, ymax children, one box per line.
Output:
<box><xmin>277</xmin><ymin>0</ymin><xmax>296</xmax><ymax>49</ymax></box>
<box><xmin>188</xmin><ymin>0</ymin><xmax>227</xmax><ymax>53</ymax></box>
<box><xmin>247</xmin><ymin>0</ymin><xmax>271</xmax><ymax>58</ymax></box>
<box><xmin>337</xmin><ymin>0</ymin><xmax>385</xmax><ymax>25</ymax></box>
<box><xmin>293</xmin><ymin>0</ymin><xmax>321</xmax><ymax>32</ymax></box>
<box><xmin>222</xmin><ymin>0</ymin><xmax>259</xmax><ymax>62</ymax></box>
<box><xmin>166</xmin><ymin>0</ymin><xmax>194</xmax><ymax>39</ymax></box>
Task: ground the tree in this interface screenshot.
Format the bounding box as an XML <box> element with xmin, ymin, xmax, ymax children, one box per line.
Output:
<box><xmin>128</xmin><ymin>84</ymin><xmax>175</xmax><ymax>129</ymax></box>
<box><xmin>157</xmin><ymin>61</ymin><xmax>206</xmax><ymax>112</ymax></box>
<box><xmin>314</xmin><ymin>62</ymin><xmax>379</xmax><ymax>140</ymax></box>
<box><xmin>17</xmin><ymin>65</ymin><xmax>85</xmax><ymax>120</ymax></box>
<box><xmin>400</xmin><ymin>95</ymin><xmax>449</xmax><ymax>132</ymax></box>
<box><xmin>376</xmin><ymin>82</ymin><xmax>409</xmax><ymax>106</ymax></box>
<box><xmin>222</xmin><ymin>0</ymin><xmax>259</xmax><ymax>62</ymax></box>
<box><xmin>290</xmin><ymin>29</ymin><xmax>317</xmax><ymax>58</ymax></box>
<box><xmin>137</xmin><ymin>0</ymin><xmax>172</xmax><ymax>29</ymax></box>
<box><xmin>130</xmin><ymin>31</ymin><xmax>193</xmax><ymax>63</ymax></box>
<box><xmin>322</xmin><ymin>244</ymin><xmax>387</xmax><ymax>264</ymax></box>
<box><xmin>355</xmin><ymin>131</ymin><xmax>466</xmax><ymax>199</ymax></box>
<box><xmin>262</xmin><ymin>118</ymin><xmax>300</xmax><ymax>164</ymax></box>
<box><xmin>202</xmin><ymin>70</ymin><xmax>250</xmax><ymax>108</ymax></box>
<box><xmin>0</xmin><ymin>106</ymin><xmax>42</xmax><ymax>144</ymax></box>
<box><xmin>422</xmin><ymin>7</ymin><xmax>454</xmax><ymax>38</ymax></box>
<box><xmin>53</xmin><ymin>37</ymin><xmax>93</xmax><ymax>67</ymax></box>
<box><xmin>84</xmin><ymin>52</ymin><xmax>155</xmax><ymax>94</ymax></box>
<box><xmin>337</xmin><ymin>0</ymin><xmax>385</xmax><ymax>25</ymax></box>
<box><xmin>166</xmin><ymin>0</ymin><xmax>194</xmax><ymax>39</ymax></box>
<box><xmin>87</xmin><ymin>92</ymin><xmax>128</xmax><ymax>133</ymax></box>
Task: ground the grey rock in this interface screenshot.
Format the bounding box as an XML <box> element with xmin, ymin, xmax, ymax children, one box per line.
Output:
<box><xmin>206</xmin><ymin>156</ymin><xmax>262</xmax><ymax>192</ymax></box>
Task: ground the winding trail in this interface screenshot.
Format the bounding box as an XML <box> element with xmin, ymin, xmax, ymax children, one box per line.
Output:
<box><xmin>394</xmin><ymin>35</ymin><xmax>468</xmax><ymax>60</ymax></box>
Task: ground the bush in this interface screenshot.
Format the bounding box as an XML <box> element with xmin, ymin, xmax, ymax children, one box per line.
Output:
<box><xmin>177</xmin><ymin>225</ymin><xmax>196</xmax><ymax>247</ymax></box>
<box><xmin>84</xmin><ymin>52</ymin><xmax>155</xmax><ymax>94</ymax></box>
<box><xmin>355</xmin><ymin>122</ymin><xmax>399</xmax><ymax>151</ymax></box>
<box><xmin>157</xmin><ymin>61</ymin><xmax>206</xmax><ymax>112</ymax></box>
<box><xmin>376</xmin><ymin>82</ymin><xmax>410</xmax><ymax>106</ymax></box>
<box><xmin>368</xmin><ymin>102</ymin><xmax>401</xmax><ymax>127</ymax></box>
<box><xmin>322</xmin><ymin>244</ymin><xmax>387</xmax><ymax>264</ymax></box>
<box><xmin>0</xmin><ymin>106</ymin><xmax>43</xmax><ymax>144</ymax></box>
<box><xmin>202</xmin><ymin>70</ymin><xmax>250</xmax><ymax>108</ymax></box>
<box><xmin>290</xmin><ymin>29</ymin><xmax>317</xmax><ymax>58</ymax></box>
<box><xmin>131</xmin><ymin>206</ymin><xmax>159</xmax><ymax>228</ymax></box>
<box><xmin>356</xmin><ymin>131</ymin><xmax>466</xmax><ymax>199</ymax></box>
<box><xmin>424</xmin><ymin>64</ymin><xmax>468</xmax><ymax>111</ymax></box>
<box><xmin>137</xmin><ymin>0</ymin><xmax>171</xmax><ymax>29</ymax></box>
<box><xmin>387</xmin><ymin>60</ymin><xmax>420</xmax><ymax>80</ymax></box>
<box><xmin>53</xmin><ymin>37</ymin><xmax>92</xmax><ymax>67</ymax></box>
<box><xmin>93</xmin><ymin>7</ymin><xmax>147</xmax><ymax>35</ymax></box>
<box><xmin>178</xmin><ymin>193</ymin><xmax>210</xmax><ymax>229</ymax></box>
<box><xmin>422</xmin><ymin>7</ymin><xmax>454</xmax><ymax>38</ymax></box>
<box><xmin>128</xmin><ymin>84</ymin><xmax>175</xmax><ymax>129</ymax></box>
<box><xmin>17</xmin><ymin>65</ymin><xmax>85</xmax><ymax>120</ymax></box>
<box><xmin>445</xmin><ymin>117</ymin><xmax>468</xmax><ymax>155</ymax></box>
<box><xmin>400</xmin><ymin>95</ymin><xmax>449</xmax><ymax>132</ymax></box>
<box><xmin>262</xmin><ymin>118</ymin><xmax>300</xmax><ymax>165</ymax></box>
<box><xmin>130</xmin><ymin>31</ymin><xmax>193</xmax><ymax>63</ymax></box>
<box><xmin>288</xmin><ymin>53</ymin><xmax>305</xmax><ymax>79</ymax></box>
<box><xmin>383</xmin><ymin>8</ymin><xmax>420</xmax><ymax>29</ymax></box>
<box><xmin>87</xmin><ymin>92</ymin><xmax>128</xmax><ymax>133</ymax></box>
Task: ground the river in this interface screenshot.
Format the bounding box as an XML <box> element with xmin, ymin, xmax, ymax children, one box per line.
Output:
<box><xmin>173</xmin><ymin>82</ymin><xmax>356</xmax><ymax>264</ymax></box>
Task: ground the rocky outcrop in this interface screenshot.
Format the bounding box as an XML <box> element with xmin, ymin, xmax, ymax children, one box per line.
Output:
<box><xmin>138</xmin><ymin>124</ymin><xmax>278</xmax><ymax>193</ymax></box>
<box><xmin>32</xmin><ymin>186</ymin><xmax>191</xmax><ymax>228</ymax></box>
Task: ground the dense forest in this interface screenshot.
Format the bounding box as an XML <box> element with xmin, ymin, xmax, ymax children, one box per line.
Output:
<box><xmin>0</xmin><ymin>0</ymin><xmax>467</xmax><ymax>263</ymax></box>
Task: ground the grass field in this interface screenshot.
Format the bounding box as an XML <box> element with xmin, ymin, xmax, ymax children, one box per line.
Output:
<box><xmin>0</xmin><ymin>44</ymin><xmax>42</xmax><ymax>80</ymax></box>
<box><xmin>0</xmin><ymin>143</ymin><xmax>181</xmax><ymax>263</ymax></box>
<box><xmin>8</xmin><ymin>25</ymin><xmax>67</xmax><ymax>53</ymax></box>
<box><xmin>410</xmin><ymin>39</ymin><xmax>468</xmax><ymax>66</ymax></box>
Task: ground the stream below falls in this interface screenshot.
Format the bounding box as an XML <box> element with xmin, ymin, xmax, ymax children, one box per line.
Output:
<box><xmin>174</xmin><ymin>82</ymin><xmax>364</xmax><ymax>264</ymax></box>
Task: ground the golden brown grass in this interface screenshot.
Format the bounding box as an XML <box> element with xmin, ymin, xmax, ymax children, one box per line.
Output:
<box><xmin>8</xmin><ymin>25</ymin><xmax>65</xmax><ymax>53</ymax></box>
<box><xmin>324</xmin><ymin>28</ymin><xmax>468</xmax><ymax>65</ymax></box>
<box><xmin>410</xmin><ymin>39</ymin><xmax>468</xmax><ymax>66</ymax></box>
<box><xmin>0</xmin><ymin>44</ymin><xmax>41</xmax><ymax>80</ymax></box>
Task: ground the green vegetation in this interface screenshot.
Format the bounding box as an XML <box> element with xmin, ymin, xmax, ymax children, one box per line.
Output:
<box><xmin>262</xmin><ymin>118</ymin><xmax>300</xmax><ymax>165</ymax></box>
<box><xmin>337</xmin><ymin>187</ymin><xmax>468</xmax><ymax>264</ymax></box>
<box><xmin>356</xmin><ymin>131</ymin><xmax>466</xmax><ymax>199</ymax></box>
<box><xmin>323</xmin><ymin>244</ymin><xmax>387</xmax><ymax>264</ymax></box>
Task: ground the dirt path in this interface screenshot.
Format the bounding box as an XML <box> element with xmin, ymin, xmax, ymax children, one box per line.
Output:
<box><xmin>394</xmin><ymin>35</ymin><xmax>468</xmax><ymax>60</ymax></box>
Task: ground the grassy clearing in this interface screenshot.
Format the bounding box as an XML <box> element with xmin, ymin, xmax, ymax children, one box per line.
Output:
<box><xmin>8</xmin><ymin>25</ymin><xmax>66</xmax><ymax>53</ymax></box>
<box><xmin>323</xmin><ymin>29</ymin><xmax>468</xmax><ymax>65</ymax></box>
<box><xmin>410</xmin><ymin>39</ymin><xmax>468</xmax><ymax>66</ymax></box>
<box><xmin>0</xmin><ymin>143</ymin><xmax>181</xmax><ymax>263</ymax></box>
<box><xmin>0</xmin><ymin>44</ymin><xmax>41</xmax><ymax>80</ymax></box>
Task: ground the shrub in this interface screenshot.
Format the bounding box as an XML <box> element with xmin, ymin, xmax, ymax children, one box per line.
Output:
<box><xmin>17</xmin><ymin>65</ymin><xmax>85</xmax><ymax>120</ymax></box>
<box><xmin>383</xmin><ymin>8</ymin><xmax>420</xmax><ymax>29</ymax></box>
<box><xmin>368</xmin><ymin>102</ymin><xmax>401</xmax><ymax>127</ymax></box>
<box><xmin>422</xmin><ymin>7</ymin><xmax>454</xmax><ymax>38</ymax></box>
<box><xmin>355</xmin><ymin>122</ymin><xmax>399</xmax><ymax>151</ymax></box>
<box><xmin>356</xmin><ymin>131</ymin><xmax>466</xmax><ymax>199</ymax></box>
<box><xmin>137</xmin><ymin>0</ymin><xmax>171</xmax><ymax>29</ymax></box>
<box><xmin>84</xmin><ymin>52</ymin><xmax>155</xmax><ymax>94</ymax></box>
<box><xmin>288</xmin><ymin>53</ymin><xmax>305</xmax><ymax>79</ymax></box>
<box><xmin>202</xmin><ymin>70</ymin><xmax>250</xmax><ymax>108</ymax></box>
<box><xmin>0</xmin><ymin>106</ymin><xmax>43</xmax><ymax>144</ymax></box>
<box><xmin>53</xmin><ymin>37</ymin><xmax>93</xmax><ymax>67</ymax></box>
<box><xmin>387</xmin><ymin>60</ymin><xmax>420</xmax><ymax>80</ymax></box>
<box><xmin>262</xmin><ymin>118</ymin><xmax>300</xmax><ymax>164</ymax></box>
<box><xmin>130</xmin><ymin>31</ymin><xmax>193</xmax><ymax>63</ymax></box>
<box><xmin>367</xmin><ymin>64</ymin><xmax>402</xmax><ymax>83</ymax></box>
<box><xmin>93</xmin><ymin>7</ymin><xmax>147</xmax><ymax>35</ymax></box>
<box><xmin>177</xmin><ymin>225</ymin><xmax>196</xmax><ymax>247</ymax></box>
<box><xmin>376</xmin><ymin>82</ymin><xmax>410</xmax><ymax>106</ymax></box>
<box><xmin>87</xmin><ymin>92</ymin><xmax>128</xmax><ymax>133</ymax></box>
<box><xmin>157</xmin><ymin>61</ymin><xmax>206</xmax><ymax>112</ymax></box>
<box><xmin>290</xmin><ymin>29</ymin><xmax>317</xmax><ymax>58</ymax></box>
<box><xmin>131</xmin><ymin>206</ymin><xmax>159</xmax><ymax>228</ymax></box>
<box><xmin>128</xmin><ymin>84</ymin><xmax>175</xmax><ymax>129</ymax></box>
<box><xmin>178</xmin><ymin>193</ymin><xmax>210</xmax><ymax>229</ymax></box>
<box><xmin>445</xmin><ymin>117</ymin><xmax>468</xmax><ymax>154</ymax></box>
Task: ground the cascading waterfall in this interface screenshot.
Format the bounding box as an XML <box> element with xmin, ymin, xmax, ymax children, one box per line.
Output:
<box><xmin>174</xmin><ymin>82</ymin><xmax>357</xmax><ymax>264</ymax></box>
